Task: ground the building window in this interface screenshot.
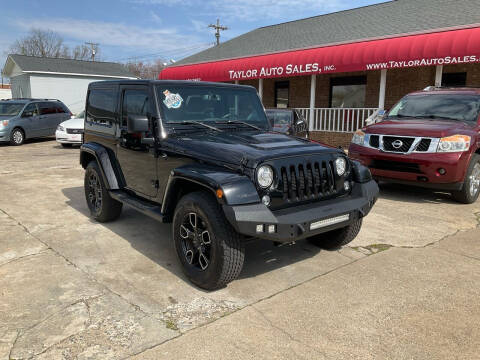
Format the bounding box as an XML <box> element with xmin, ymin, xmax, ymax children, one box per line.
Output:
<box><xmin>330</xmin><ymin>76</ymin><xmax>366</xmax><ymax>108</ymax></box>
<box><xmin>442</xmin><ymin>72</ymin><xmax>467</xmax><ymax>87</ymax></box>
<box><xmin>275</xmin><ymin>81</ymin><xmax>289</xmax><ymax>108</ymax></box>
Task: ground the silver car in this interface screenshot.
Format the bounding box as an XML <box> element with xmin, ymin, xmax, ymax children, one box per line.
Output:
<box><xmin>0</xmin><ymin>99</ymin><xmax>72</xmax><ymax>145</ymax></box>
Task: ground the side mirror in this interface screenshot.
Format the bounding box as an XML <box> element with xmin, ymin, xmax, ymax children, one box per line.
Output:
<box><xmin>127</xmin><ymin>115</ymin><xmax>149</xmax><ymax>133</ymax></box>
<box><xmin>22</xmin><ymin>111</ymin><xmax>33</xmax><ymax>118</ymax></box>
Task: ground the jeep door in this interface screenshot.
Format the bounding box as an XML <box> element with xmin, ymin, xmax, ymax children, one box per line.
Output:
<box><xmin>116</xmin><ymin>85</ymin><xmax>158</xmax><ymax>198</ymax></box>
<box><xmin>19</xmin><ymin>103</ymin><xmax>42</xmax><ymax>138</ymax></box>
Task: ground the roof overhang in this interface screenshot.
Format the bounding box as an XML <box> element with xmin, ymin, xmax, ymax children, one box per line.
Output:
<box><xmin>159</xmin><ymin>26</ymin><xmax>480</xmax><ymax>82</ymax></box>
<box><xmin>23</xmin><ymin>71</ymin><xmax>138</xmax><ymax>79</ymax></box>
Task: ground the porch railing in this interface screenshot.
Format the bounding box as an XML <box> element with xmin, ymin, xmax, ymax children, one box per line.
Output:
<box><xmin>296</xmin><ymin>108</ymin><xmax>378</xmax><ymax>133</ymax></box>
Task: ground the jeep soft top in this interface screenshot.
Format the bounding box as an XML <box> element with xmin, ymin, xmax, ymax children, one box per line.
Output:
<box><xmin>80</xmin><ymin>80</ymin><xmax>378</xmax><ymax>290</ymax></box>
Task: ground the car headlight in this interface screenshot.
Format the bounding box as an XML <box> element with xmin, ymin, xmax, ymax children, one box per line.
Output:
<box><xmin>437</xmin><ymin>135</ymin><xmax>471</xmax><ymax>153</ymax></box>
<box><xmin>351</xmin><ymin>130</ymin><xmax>365</xmax><ymax>146</ymax></box>
<box><xmin>335</xmin><ymin>157</ymin><xmax>347</xmax><ymax>176</ymax></box>
<box><xmin>57</xmin><ymin>125</ymin><xmax>65</xmax><ymax>132</ymax></box>
<box><xmin>257</xmin><ymin>165</ymin><xmax>274</xmax><ymax>189</ymax></box>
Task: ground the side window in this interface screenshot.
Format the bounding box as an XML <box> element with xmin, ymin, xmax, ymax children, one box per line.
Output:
<box><xmin>87</xmin><ymin>88</ymin><xmax>116</xmax><ymax>124</ymax></box>
<box><xmin>54</xmin><ymin>103</ymin><xmax>66</xmax><ymax>113</ymax></box>
<box><xmin>23</xmin><ymin>103</ymin><xmax>39</xmax><ymax>117</ymax></box>
<box><xmin>39</xmin><ymin>102</ymin><xmax>57</xmax><ymax>115</ymax></box>
<box><xmin>121</xmin><ymin>89</ymin><xmax>150</xmax><ymax>127</ymax></box>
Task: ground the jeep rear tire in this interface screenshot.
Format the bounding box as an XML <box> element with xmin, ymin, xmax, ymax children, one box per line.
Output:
<box><xmin>308</xmin><ymin>217</ymin><xmax>363</xmax><ymax>249</ymax></box>
<box><xmin>452</xmin><ymin>154</ymin><xmax>480</xmax><ymax>204</ymax></box>
<box><xmin>84</xmin><ymin>161</ymin><xmax>123</xmax><ymax>222</ymax></box>
<box><xmin>173</xmin><ymin>191</ymin><xmax>245</xmax><ymax>290</ymax></box>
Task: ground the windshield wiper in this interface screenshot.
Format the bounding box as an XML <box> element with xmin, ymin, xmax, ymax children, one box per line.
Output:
<box><xmin>178</xmin><ymin>120</ymin><xmax>222</xmax><ymax>132</ymax></box>
<box><xmin>215</xmin><ymin>120</ymin><xmax>262</xmax><ymax>130</ymax></box>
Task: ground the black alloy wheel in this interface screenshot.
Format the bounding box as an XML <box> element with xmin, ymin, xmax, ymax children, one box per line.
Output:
<box><xmin>180</xmin><ymin>212</ymin><xmax>212</xmax><ymax>271</ymax></box>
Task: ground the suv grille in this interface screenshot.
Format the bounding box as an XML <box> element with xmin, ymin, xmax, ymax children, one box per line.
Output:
<box><xmin>369</xmin><ymin>135</ymin><xmax>380</xmax><ymax>148</ymax></box>
<box><xmin>415</xmin><ymin>138</ymin><xmax>431</xmax><ymax>152</ymax></box>
<box><xmin>66</xmin><ymin>128</ymin><xmax>84</xmax><ymax>134</ymax></box>
<box><xmin>383</xmin><ymin>136</ymin><xmax>415</xmax><ymax>153</ymax></box>
<box><xmin>280</xmin><ymin>160</ymin><xmax>337</xmax><ymax>202</ymax></box>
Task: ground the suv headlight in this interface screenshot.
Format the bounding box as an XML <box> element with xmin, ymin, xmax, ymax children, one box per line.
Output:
<box><xmin>351</xmin><ymin>130</ymin><xmax>365</xmax><ymax>146</ymax></box>
<box><xmin>57</xmin><ymin>125</ymin><xmax>65</xmax><ymax>132</ymax></box>
<box><xmin>335</xmin><ymin>157</ymin><xmax>347</xmax><ymax>176</ymax></box>
<box><xmin>257</xmin><ymin>165</ymin><xmax>274</xmax><ymax>188</ymax></box>
<box><xmin>437</xmin><ymin>135</ymin><xmax>471</xmax><ymax>153</ymax></box>
<box><xmin>0</xmin><ymin>120</ymin><xmax>8</xmax><ymax>128</ymax></box>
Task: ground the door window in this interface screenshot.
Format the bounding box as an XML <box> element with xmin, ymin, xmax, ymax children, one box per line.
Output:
<box><xmin>122</xmin><ymin>89</ymin><xmax>150</xmax><ymax>127</ymax></box>
<box><xmin>23</xmin><ymin>103</ymin><xmax>39</xmax><ymax>117</ymax></box>
<box><xmin>87</xmin><ymin>88</ymin><xmax>116</xmax><ymax>124</ymax></box>
<box><xmin>38</xmin><ymin>102</ymin><xmax>57</xmax><ymax>115</ymax></box>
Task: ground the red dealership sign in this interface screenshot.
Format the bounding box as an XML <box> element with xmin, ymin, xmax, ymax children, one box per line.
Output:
<box><xmin>159</xmin><ymin>27</ymin><xmax>480</xmax><ymax>82</ymax></box>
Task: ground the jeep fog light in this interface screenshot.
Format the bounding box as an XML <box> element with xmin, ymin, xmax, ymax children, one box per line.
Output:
<box><xmin>268</xmin><ymin>225</ymin><xmax>276</xmax><ymax>234</ymax></box>
<box><xmin>257</xmin><ymin>165</ymin><xmax>274</xmax><ymax>188</ymax></box>
<box><xmin>256</xmin><ymin>224</ymin><xmax>264</xmax><ymax>233</ymax></box>
<box><xmin>344</xmin><ymin>181</ymin><xmax>350</xmax><ymax>191</ymax></box>
<box><xmin>262</xmin><ymin>195</ymin><xmax>271</xmax><ymax>206</ymax></box>
<box><xmin>335</xmin><ymin>158</ymin><xmax>347</xmax><ymax>176</ymax></box>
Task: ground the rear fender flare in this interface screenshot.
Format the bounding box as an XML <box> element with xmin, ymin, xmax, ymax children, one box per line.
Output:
<box><xmin>80</xmin><ymin>143</ymin><xmax>123</xmax><ymax>190</ymax></box>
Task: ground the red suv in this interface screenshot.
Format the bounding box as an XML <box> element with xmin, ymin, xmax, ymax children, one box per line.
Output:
<box><xmin>349</xmin><ymin>87</ymin><xmax>480</xmax><ymax>204</ymax></box>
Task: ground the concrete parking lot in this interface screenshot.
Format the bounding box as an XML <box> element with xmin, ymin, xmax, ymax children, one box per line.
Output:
<box><xmin>1</xmin><ymin>139</ymin><xmax>479</xmax><ymax>359</ymax></box>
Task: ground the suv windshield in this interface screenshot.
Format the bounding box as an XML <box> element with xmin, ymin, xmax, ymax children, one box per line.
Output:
<box><xmin>387</xmin><ymin>94</ymin><xmax>480</xmax><ymax>122</ymax></box>
<box><xmin>0</xmin><ymin>102</ymin><xmax>24</xmax><ymax>116</ymax></box>
<box><xmin>157</xmin><ymin>85</ymin><xmax>270</xmax><ymax>130</ymax></box>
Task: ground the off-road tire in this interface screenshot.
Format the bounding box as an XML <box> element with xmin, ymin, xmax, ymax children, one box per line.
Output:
<box><xmin>452</xmin><ymin>154</ymin><xmax>480</xmax><ymax>204</ymax></box>
<box><xmin>308</xmin><ymin>217</ymin><xmax>363</xmax><ymax>250</ymax></box>
<box><xmin>84</xmin><ymin>161</ymin><xmax>123</xmax><ymax>222</ymax></box>
<box><xmin>10</xmin><ymin>128</ymin><xmax>25</xmax><ymax>146</ymax></box>
<box><xmin>173</xmin><ymin>191</ymin><xmax>245</xmax><ymax>290</ymax></box>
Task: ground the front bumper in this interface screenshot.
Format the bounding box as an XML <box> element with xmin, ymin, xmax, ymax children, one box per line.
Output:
<box><xmin>56</xmin><ymin>130</ymin><xmax>82</xmax><ymax>144</ymax></box>
<box><xmin>0</xmin><ymin>130</ymin><xmax>8</xmax><ymax>142</ymax></box>
<box><xmin>223</xmin><ymin>180</ymin><xmax>379</xmax><ymax>242</ymax></box>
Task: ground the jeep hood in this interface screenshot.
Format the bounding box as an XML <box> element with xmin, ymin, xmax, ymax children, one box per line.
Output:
<box><xmin>166</xmin><ymin>130</ymin><xmax>340</xmax><ymax>168</ymax></box>
<box><xmin>366</xmin><ymin>119</ymin><xmax>475</xmax><ymax>138</ymax></box>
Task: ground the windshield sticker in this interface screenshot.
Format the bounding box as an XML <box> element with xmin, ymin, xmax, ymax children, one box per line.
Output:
<box><xmin>163</xmin><ymin>90</ymin><xmax>183</xmax><ymax>109</ymax></box>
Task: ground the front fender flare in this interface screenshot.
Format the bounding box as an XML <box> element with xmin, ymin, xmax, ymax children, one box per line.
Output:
<box><xmin>80</xmin><ymin>143</ymin><xmax>122</xmax><ymax>190</ymax></box>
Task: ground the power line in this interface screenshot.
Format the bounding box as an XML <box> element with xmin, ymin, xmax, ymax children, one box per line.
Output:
<box><xmin>208</xmin><ymin>19</ymin><xmax>228</xmax><ymax>46</ymax></box>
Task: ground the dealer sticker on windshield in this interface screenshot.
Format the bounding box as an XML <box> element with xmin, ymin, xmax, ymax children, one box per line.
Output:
<box><xmin>163</xmin><ymin>90</ymin><xmax>183</xmax><ymax>109</ymax></box>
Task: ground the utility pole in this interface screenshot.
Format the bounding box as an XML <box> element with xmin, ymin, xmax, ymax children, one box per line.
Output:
<box><xmin>85</xmin><ymin>42</ymin><xmax>99</xmax><ymax>61</ymax></box>
<box><xmin>208</xmin><ymin>19</ymin><xmax>228</xmax><ymax>46</ymax></box>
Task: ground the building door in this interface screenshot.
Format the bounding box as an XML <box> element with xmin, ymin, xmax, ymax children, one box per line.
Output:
<box><xmin>275</xmin><ymin>81</ymin><xmax>289</xmax><ymax>108</ymax></box>
<box><xmin>116</xmin><ymin>85</ymin><xmax>158</xmax><ymax>198</ymax></box>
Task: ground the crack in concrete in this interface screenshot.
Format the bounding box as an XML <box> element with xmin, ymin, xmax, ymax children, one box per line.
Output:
<box><xmin>8</xmin><ymin>331</ymin><xmax>19</xmax><ymax>360</ymax></box>
<box><xmin>0</xmin><ymin>249</ymin><xmax>50</xmax><ymax>268</ymax></box>
<box><xmin>0</xmin><ymin>208</ymin><xmax>176</xmax><ymax>335</ymax></box>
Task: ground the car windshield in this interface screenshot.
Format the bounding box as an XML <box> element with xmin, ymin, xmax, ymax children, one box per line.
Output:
<box><xmin>387</xmin><ymin>94</ymin><xmax>480</xmax><ymax>122</ymax></box>
<box><xmin>0</xmin><ymin>102</ymin><xmax>24</xmax><ymax>116</ymax></box>
<box><xmin>266</xmin><ymin>110</ymin><xmax>292</xmax><ymax>127</ymax></box>
<box><xmin>157</xmin><ymin>85</ymin><xmax>270</xmax><ymax>130</ymax></box>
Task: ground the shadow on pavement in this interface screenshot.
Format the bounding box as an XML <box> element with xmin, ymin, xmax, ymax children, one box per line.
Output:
<box><xmin>377</xmin><ymin>181</ymin><xmax>457</xmax><ymax>205</ymax></box>
<box><xmin>61</xmin><ymin>186</ymin><xmax>322</xmax><ymax>286</ymax></box>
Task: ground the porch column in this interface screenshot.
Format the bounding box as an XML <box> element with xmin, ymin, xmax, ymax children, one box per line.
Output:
<box><xmin>378</xmin><ymin>69</ymin><xmax>387</xmax><ymax>110</ymax></box>
<box><xmin>435</xmin><ymin>65</ymin><xmax>443</xmax><ymax>87</ymax></box>
<box><xmin>309</xmin><ymin>74</ymin><xmax>316</xmax><ymax>131</ymax></box>
<box><xmin>258</xmin><ymin>78</ymin><xmax>263</xmax><ymax>100</ymax></box>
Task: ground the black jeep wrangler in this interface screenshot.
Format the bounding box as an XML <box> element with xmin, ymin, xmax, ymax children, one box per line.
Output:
<box><xmin>80</xmin><ymin>80</ymin><xmax>378</xmax><ymax>290</ymax></box>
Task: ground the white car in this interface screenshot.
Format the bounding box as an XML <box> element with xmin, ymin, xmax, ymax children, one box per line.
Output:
<box><xmin>56</xmin><ymin>111</ymin><xmax>84</xmax><ymax>147</ymax></box>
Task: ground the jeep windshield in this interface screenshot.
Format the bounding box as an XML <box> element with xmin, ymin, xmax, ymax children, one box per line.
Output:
<box><xmin>0</xmin><ymin>102</ymin><xmax>24</xmax><ymax>116</ymax></box>
<box><xmin>157</xmin><ymin>85</ymin><xmax>270</xmax><ymax>130</ymax></box>
<box><xmin>387</xmin><ymin>94</ymin><xmax>480</xmax><ymax>123</ymax></box>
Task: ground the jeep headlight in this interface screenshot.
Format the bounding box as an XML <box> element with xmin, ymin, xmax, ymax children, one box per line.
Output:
<box><xmin>351</xmin><ymin>130</ymin><xmax>365</xmax><ymax>146</ymax></box>
<box><xmin>57</xmin><ymin>125</ymin><xmax>65</xmax><ymax>132</ymax></box>
<box><xmin>257</xmin><ymin>165</ymin><xmax>274</xmax><ymax>188</ymax></box>
<box><xmin>335</xmin><ymin>157</ymin><xmax>347</xmax><ymax>176</ymax></box>
<box><xmin>437</xmin><ymin>135</ymin><xmax>470</xmax><ymax>153</ymax></box>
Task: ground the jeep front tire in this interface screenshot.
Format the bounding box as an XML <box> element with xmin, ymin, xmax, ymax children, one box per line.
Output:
<box><xmin>308</xmin><ymin>217</ymin><xmax>363</xmax><ymax>249</ymax></box>
<box><xmin>173</xmin><ymin>191</ymin><xmax>245</xmax><ymax>290</ymax></box>
<box><xmin>84</xmin><ymin>161</ymin><xmax>123</xmax><ymax>222</ymax></box>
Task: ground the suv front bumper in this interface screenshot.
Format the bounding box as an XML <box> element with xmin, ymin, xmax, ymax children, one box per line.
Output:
<box><xmin>223</xmin><ymin>180</ymin><xmax>379</xmax><ymax>242</ymax></box>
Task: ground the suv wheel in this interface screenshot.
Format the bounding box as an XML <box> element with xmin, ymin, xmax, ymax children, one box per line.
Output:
<box><xmin>173</xmin><ymin>191</ymin><xmax>245</xmax><ymax>290</ymax></box>
<box><xmin>453</xmin><ymin>154</ymin><xmax>480</xmax><ymax>204</ymax></box>
<box><xmin>84</xmin><ymin>161</ymin><xmax>123</xmax><ymax>222</ymax></box>
<box><xmin>10</xmin><ymin>128</ymin><xmax>25</xmax><ymax>146</ymax></box>
<box><xmin>308</xmin><ymin>217</ymin><xmax>363</xmax><ymax>249</ymax></box>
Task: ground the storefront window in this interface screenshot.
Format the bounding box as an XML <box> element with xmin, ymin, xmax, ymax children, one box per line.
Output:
<box><xmin>442</xmin><ymin>72</ymin><xmax>467</xmax><ymax>87</ymax></box>
<box><xmin>330</xmin><ymin>76</ymin><xmax>366</xmax><ymax>108</ymax></box>
<box><xmin>275</xmin><ymin>81</ymin><xmax>289</xmax><ymax>108</ymax></box>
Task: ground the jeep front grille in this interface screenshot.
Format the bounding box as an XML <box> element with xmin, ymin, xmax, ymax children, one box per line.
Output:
<box><xmin>280</xmin><ymin>160</ymin><xmax>337</xmax><ymax>202</ymax></box>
